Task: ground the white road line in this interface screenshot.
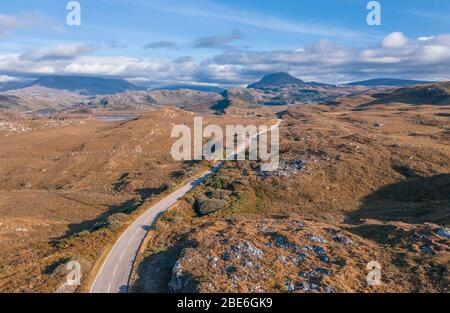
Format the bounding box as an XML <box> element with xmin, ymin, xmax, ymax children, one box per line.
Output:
<box><xmin>113</xmin><ymin>264</ymin><xmax>118</xmax><ymax>277</ymax></box>
<box><xmin>107</xmin><ymin>282</ymin><xmax>112</xmax><ymax>293</ymax></box>
<box><xmin>119</xmin><ymin>247</ymin><xmax>127</xmax><ymax>259</ymax></box>
<box><xmin>127</xmin><ymin>233</ymin><xmax>135</xmax><ymax>245</ymax></box>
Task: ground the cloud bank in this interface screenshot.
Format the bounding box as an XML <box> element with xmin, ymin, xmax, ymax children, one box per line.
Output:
<box><xmin>2</xmin><ymin>32</ymin><xmax>450</xmax><ymax>85</ymax></box>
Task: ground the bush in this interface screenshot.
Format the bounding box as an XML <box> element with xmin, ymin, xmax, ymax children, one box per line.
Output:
<box><xmin>228</xmin><ymin>179</ymin><xmax>246</xmax><ymax>191</ymax></box>
<box><xmin>171</xmin><ymin>170</ymin><xmax>186</xmax><ymax>179</ymax></box>
<box><xmin>195</xmin><ymin>199</ymin><xmax>228</xmax><ymax>216</ymax></box>
<box><xmin>107</xmin><ymin>213</ymin><xmax>129</xmax><ymax>231</ymax></box>
<box><xmin>184</xmin><ymin>195</ymin><xmax>195</xmax><ymax>205</ymax></box>
<box><xmin>205</xmin><ymin>189</ymin><xmax>231</xmax><ymax>200</ymax></box>
<box><xmin>161</xmin><ymin>181</ymin><xmax>172</xmax><ymax>191</ymax></box>
<box><xmin>206</xmin><ymin>175</ymin><xmax>230</xmax><ymax>189</ymax></box>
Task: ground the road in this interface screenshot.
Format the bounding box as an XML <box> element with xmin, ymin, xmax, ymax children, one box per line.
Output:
<box><xmin>90</xmin><ymin>162</ymin><xmax>223</xmax><ymax>293</ymax></box>
<box><xmin>90</xmin><ymin>120</ymin><xmax>281</xmax><ymax>293</ymax></box>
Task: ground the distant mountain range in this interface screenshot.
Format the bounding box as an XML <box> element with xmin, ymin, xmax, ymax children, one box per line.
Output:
<box><xmin>0</xmin><ymin>81</ymin><xmax>29</xmax><ymax>92</ymax></box>
<box><xmin>345</xmin><ymin>78</ymin><xmax>433</xmax><ymax>87</ymax></box>
<box><xmin>247</xmin><ymin>73</ymin><xmax>435</xmax><ymax>89</ymax></box>
<box><xmin>29</xmin><ymin>76</ymin><xmax>146</xmax><ymax>95</ymax></box>
<box><xmin>362</xmin><ymin>82</ymin><xmax>450</xmax><ymax>106</ymax></box>
<box><xmin>151</xmin><ymin>84</ymin><xmax>225</xmax><ymax>93</ymax></box>
<box><xmin>0</xmin><ymin>74</ymin><xmax>438</xmax><ymax>96</ymax></box>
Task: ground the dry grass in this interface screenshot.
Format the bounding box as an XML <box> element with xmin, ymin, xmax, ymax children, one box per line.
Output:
<box><xmin>0</xmin><ymin>108</ymin><xmax>266</xmax><ymax>292</ymax></box>
<box><xmin>132</xmin><ymin>101</ymin><xmax>450</xmax><ymax>293</ymax></box>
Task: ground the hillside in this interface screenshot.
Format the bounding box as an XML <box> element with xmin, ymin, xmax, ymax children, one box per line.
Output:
<box><xmin>0</xmin><ymin>86</ymin><xmax>87</xmax><ymax>111</ymax></box>
<box><xmin>151</xmin><ymin>84</ymin><xmax>225</xmax><ymax>93</ymax></box>
<box><xmin>0</xmin><ymin>87</ymin><xmax>223</xmax><ymax>113</ymax></box>
<box><xmin>0</xmin><ymin>108</ymin><xmax>263</xmax><ymax>292</ymax></box>
<box><xmin>363</xmin><ymin>82</ymin><xmax>450</xmax><ymax>106</ymax></box>
<box><xmin>85</xmin><ymin>89</ymin><xmax>224</xmax><ymax>112</ymax></box>
<box><xmin>132</xmin><ymin>102</ymin><xmax>450</xmax><ymax>293</ymax></box>
<box><xmin>30</xmin><ymin>76</ymin><xmax>146</xmax><ymax>95</ymax></box>
<box><xmin>346</xmin><ymin>78</ymin><xmax>433</xmax><ymax>87</ymax></box>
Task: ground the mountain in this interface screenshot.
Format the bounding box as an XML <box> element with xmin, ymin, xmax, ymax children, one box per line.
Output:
<box><xmin>346</xmin><ymin>78</ymin><xmax>433</xmax><ymax>87</ymax></box>
<box><xmin>83</xmin><ymin>89</ymin><xmax>224</xmax><ymax>112</ymax></box>
<box><xmin>151</xmin><ymin>84</ymin><xmax>225</xmax><ymax>93</ymax></box>
<box><xmin>248</xmin><ymin>72</ymin><xmax>309</xmax><ymax>89</ymax></box>
<box><xmin>0</xmin><ymin>81</ymin><xmax>29</xmax><ymax>92</ymax></box>
<box><xmin>29</xmin><ymin>76</ymin><xmax>146</xmax><ymax>95</ymax></box>
<box><xmin>0</xmin><ymin>86</ymin><xmax>88</xmax><ymax>111</ymax></box>
<box><xmin>361</xmin><ymin>82</ymin><xmax>450</xmax><ymax>106</ymax></box>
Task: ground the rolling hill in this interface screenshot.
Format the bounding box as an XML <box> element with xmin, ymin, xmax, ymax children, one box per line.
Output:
<box><xmin>346</xmin><ymin>78</ymin><xmax>433</xmax><ymax>87</ymax></box>
<box><xmin>30</xmin><ymin>76</ymin><xmax>146</xmax><ymax>95</ymax></box>
<box><xmin>363</xmin><ymin>82</ymin><xmax>450</xmax><ymax>106</ymax></box>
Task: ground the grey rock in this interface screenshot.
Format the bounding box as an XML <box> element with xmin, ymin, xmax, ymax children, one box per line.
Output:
<box><xmin>436</xmin><ymin>228</ymin><xmax>450</xmax><ymax>239</ymax></box>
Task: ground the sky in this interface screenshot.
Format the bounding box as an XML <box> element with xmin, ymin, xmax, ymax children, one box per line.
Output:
<box><xmin>0</xmin><ymin>0</ymin><xmax>450</xmax><ymax>86</ymax></box>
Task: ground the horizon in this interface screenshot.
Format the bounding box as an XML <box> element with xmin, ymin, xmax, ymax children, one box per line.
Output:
<box><xmin>1</xmin><ymin>0</ymin><xmax>450</xmax><ymax>87</ymax></box>
<box><xmin>6</xmin><ymin>72</ymin><xmax>439</xmax><ymax>90</ymax></box>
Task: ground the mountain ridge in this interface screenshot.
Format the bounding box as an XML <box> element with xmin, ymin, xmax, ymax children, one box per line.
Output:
<box><xmin>346</xmin><ymin>78</ymin><xmax>434</xmax><ymax>87</ymax></box>
<box><xmin>29</xmin><ymin>75</ymin><xmax>146</xmax><ymax>95</ymax></box>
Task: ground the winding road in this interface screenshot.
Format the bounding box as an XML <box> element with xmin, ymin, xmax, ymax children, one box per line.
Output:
<box><xmin>90</xmin><ymin>120</ymin><xmax>281</xmax><ymax>293</ymax></box>
<box><xmin>90</xmin><ymin>162</ymin><xmax>223</xmax><ymax>293</ymax></box>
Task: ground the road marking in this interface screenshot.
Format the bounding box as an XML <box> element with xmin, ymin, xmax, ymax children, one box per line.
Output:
<box><xmin>127</xmin><ymin>233</ymin><xmax>135</xmax><ymax>245</ymax></box>
<box><xmin>107</xmin><ymin>282</ymin><xmax>112</xmax><ymax>293</ymax></box>
<box><xmin>119</xmin><ymin>247</ymin><xmax>127</xmax><ymax>259</ymax></box>
<box><xmin>113</xmin><ymin>264</ymin><xmax>118</xmax><ymax>277</ymax></box>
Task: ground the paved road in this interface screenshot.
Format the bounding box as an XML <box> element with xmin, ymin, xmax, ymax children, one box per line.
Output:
<box><xmin>90</xmin><ymin>162</ymin><xmax>223</xmax><ymax>293</ymax></box>
<box><xmin>90</xmin><ymin>120</ymin><xmax>281</xmax><ymax>293</ymax></box>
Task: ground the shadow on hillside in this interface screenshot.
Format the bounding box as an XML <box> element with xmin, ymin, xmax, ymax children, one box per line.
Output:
<box><xmin>132</xmin><ymin>238</ymin><xmax>198</xmax><ymax>293</ymax></box>
<box><xmin>348</xmin><ymin>173</ymin><xmax>450</xmax><ymax>226</ymax></box>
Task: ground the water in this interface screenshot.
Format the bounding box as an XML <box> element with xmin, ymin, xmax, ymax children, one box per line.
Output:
<box><xmin>95</xmin><ymin>115</ymin><xmax>136</xmax><ymax>122</ymax></box>
<box><xmin>27</xmin><ymin>109</ymin><xmax>58</xmax><ymax>117</ymax></box>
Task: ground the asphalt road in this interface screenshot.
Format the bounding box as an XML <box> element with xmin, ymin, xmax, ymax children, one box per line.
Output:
<box><xmin>90</xmin><ymin>120</ymin><xmax>281</xmax><ymax>293</ymax></box>
<box><xmin>90</xmin><ymin>162</ymin><xmax>223</xmax><ymax>293</ymax></box>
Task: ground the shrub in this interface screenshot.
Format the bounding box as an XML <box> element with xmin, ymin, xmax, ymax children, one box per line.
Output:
<box><xmin>161</xmin><ymin>181</ymin><xmax>172</xmax><ymax>191</ymax></box>
<box><xmin>206</xmin><ymin>175</ymin><xmax>230</xmax><ymax>189</ymax></box>
<box><xmin>184</xmin><ymin>195</ymin><xmax>195</xmax><ymax>205</ymax></box>
<box><xmin>228</xmin><ymin>179</ymin><xmax>246</xmax><ymax>191</ymax></box>
<box><xmin>195</xmin><ymin>199</ymin><xmax>228</xmax><ymax>216</ymax></box>
<box><xmin>205</xmin><ymin>189</ymin><xmax>231</xmax><ymax>200</ymax></box>
<box><xmin>107</xmin><ymin>213</ymin><xmax>129</xmax><ymax>231</ymax></box>
<box><xmin>171</xmin><ymin>170</ymin><xmax>186</xmax><ymax>179</ymax></box>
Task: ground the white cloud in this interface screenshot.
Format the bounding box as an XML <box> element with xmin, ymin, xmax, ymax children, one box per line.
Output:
<box><xmin>0</xmin><ymin>75</ymin><xmax>18</xmax><ymax>82</ymax></box>
<box><xmin>20</xmin><ymin>44</ymin><xmax>97</xmax><ymax>61</ymax></box>
<box><xmin>0</xmin><ymin>12</ymin><xmax>61</xmax><ymax>36</ymax></box>
<box><xmin>382</xmin><ymin>32</ymin><xmax>409</xmax><ymax>49</ymax></box>
<box><xmin>1</xmin><ymin>34</ymin><xmax>450</xmax><ymax>85</ymax></box>
<box><xmin>418</xmin><ymin>36</ymin><xmax>435</xmax><ymax>42</ymax></box>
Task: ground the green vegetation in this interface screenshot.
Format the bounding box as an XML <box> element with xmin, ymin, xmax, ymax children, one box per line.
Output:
<box><xmin>195</xmin><ymin>198</ymin><xmax>228</xmax><ymax>216</ymax></box>
<box><xmin>107</xmin><ymin>213</ymin><xmax>129</xmax><ymax>231</ymax></box>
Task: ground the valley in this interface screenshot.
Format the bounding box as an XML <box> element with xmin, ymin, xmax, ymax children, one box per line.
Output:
<box><xmin>0</xmin><ymin>73</ymin><xmax>448</xmax><ymax>293</ymax></box>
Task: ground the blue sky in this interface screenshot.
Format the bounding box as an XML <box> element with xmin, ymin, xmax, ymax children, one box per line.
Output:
<box><xmin>1</xmin><ymin>0</ymin><xmax>450</xmax><ymax>86</ymax></box>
